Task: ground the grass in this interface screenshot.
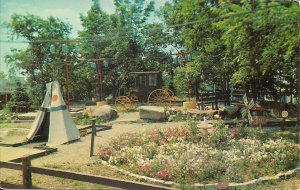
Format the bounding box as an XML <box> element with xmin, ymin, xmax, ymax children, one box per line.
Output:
<box><xmin>263</xmin><ymin>127</ymin><xmax>298</xmax><ymax>142</ymax></box>
<box><xmin>6</xmin><ymin>129</ymin><xmax>28</xmax><ymax>137</ymax></box>
<box><xmin>0</xmin><ymin>119</ymin><xmax>11</xmax><ymax>124</ymax></box>
<box><xmin>256</xmin><ymin>175</ymin><xmax>300</xmax><ymax>190</ymax></box>
<box><xmin>73</xmin><ymin>116</ymin><xmax>92</xmax><ymax>125</ymax></box>
<box><xmin>74</xmin><ymin>116</ymin><xmax>108</xmax><ymax>125</ymax></box>
<box><xmin>114</xmin><ymin>104</ymin><xmax>137</xmax><ymax>112</ymax></box>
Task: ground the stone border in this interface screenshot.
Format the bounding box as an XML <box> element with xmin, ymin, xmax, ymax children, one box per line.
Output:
<box><xmin>100</xmin><ymin>160</ymin><xmax>299</xmax><ymax>189</ymax></box>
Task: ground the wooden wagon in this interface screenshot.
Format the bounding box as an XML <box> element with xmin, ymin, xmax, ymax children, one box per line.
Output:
<box><xmin>115</xmin><ymin>71</ymin><xmax>174</xmax><ymax>106</ymax></box>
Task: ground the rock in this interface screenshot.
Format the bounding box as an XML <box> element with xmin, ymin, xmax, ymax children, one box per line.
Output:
<box><xmin>169</xmin><ymin>108</ymin><xmax>176</xmax><ymax>115</ymax></box>
<box><xmin>164</xmin><ymin>181</ymin><xmax>173</xmax><ymax>187</ymax></box>
<box><xmin>96</xmin><ymin>101</ymin><xmax>107</xmax><ymax>107</ymax></box>
<box><xmin>139</xmin><ymin>106</ymin><xmax>166</xmax><ymax>121</ymax></box>
<box><xmin>165</xmin><ymin>110</ymin><xmax>170</xmax><ymax>118</ymax></box>
<box><xmin>82</xmin><ymin>106</ymin><xmax>96</xmax><ymax>116</ymax></box>
<box><xmin>70</xmin><ymin>112</ymin><xmax>83</xmax><ymax>118</ymax></box>
<box><xmin>91</xmin><ymin>105</ymin><xmax>117</xmax><ymax>120</ymax></box>
<box><xmin>168</xmin><ymin>115</ymin><xmax>176</xmax><ymax>122</ymax></box>
<box><xmin>193</xmin><ymin>183</ymin><xmax>205</xmax><ymax>190</ymax></box>
<box><xmin>83</xmin><ymin>105</ymin><xmax>117</xmax><ymax>120</ymax></box>
<box><xmin>216</xmin><ymin>182</ymin><xmax>229</xmax><ymax>190</ymax></box>
<box><xmin>275</xmin><ymin>173</ymin><xmax>286</xmax><ymax>180</ymax></box>
<box><xmin>205</xmin><ymin>183</ymin><xmax>217</xmax><ymax>190</ymax></box>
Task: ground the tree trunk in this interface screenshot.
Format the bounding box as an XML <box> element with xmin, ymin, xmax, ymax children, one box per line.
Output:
<box><xmin>195</xmin><ymin>76</ymin><xmax>200</xmax><ymax>101</ymax></box>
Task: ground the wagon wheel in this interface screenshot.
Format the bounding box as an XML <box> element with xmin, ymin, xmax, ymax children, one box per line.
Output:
<box><xmin>129</xmin><ymin>92</ymin><xmax>139</xmax><ymax>103</ymax></box>
<box><xmin>115</xmin><ymin>96</ymin><xmax>132</xmax><ymax>108</ymax></box>
<box><xmin>165</xmin><ymin>89</ymin><xmax>176</xmax><ymax>102</ymax></box>
<box><xmin>148</xmin><ymin>89</ymin><xmax>172</xmax><ymax>106</ymax></box>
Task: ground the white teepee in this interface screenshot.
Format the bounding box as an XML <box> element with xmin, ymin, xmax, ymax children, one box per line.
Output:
<box><xmin>27</xmin><ymin>81</ymin><xmax>80</xmax><ymax>146</ymax></box>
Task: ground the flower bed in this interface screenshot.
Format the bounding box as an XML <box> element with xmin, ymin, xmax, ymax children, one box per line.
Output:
<box><xmin>97</xmin><ymin>121</ymin><xmax>298</xmax><ymax>184</ymax></box>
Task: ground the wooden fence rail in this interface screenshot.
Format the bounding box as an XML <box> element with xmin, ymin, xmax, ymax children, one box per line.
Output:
<box><xmin>0</xmin><ymin>156</ymin><xmax>175</xmax><ymax>190</ymax></box>
<box><xmin>198</xmin><ymin>91</ymin><xmax>244</xmax><ymax>110</ymax></box>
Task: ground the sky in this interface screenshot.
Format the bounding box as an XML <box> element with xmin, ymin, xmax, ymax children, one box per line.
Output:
<box><xmin>0</xmin><ymin>0</ymin><xmax>167</xmax><ymax>75</ymax></box>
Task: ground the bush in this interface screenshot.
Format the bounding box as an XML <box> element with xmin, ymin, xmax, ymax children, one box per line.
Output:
<box><xmin>6</xmin><ymin>81</ymin><xmax>31</xmax><ymax>113</ymax></box>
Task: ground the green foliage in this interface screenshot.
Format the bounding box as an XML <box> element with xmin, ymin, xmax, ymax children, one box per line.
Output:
<box><xmin>163</xmin><ymin>0</ymin><xmax>299</xmax><ymax>100</ymax></box>
<box><xmin>208</xmin><ymin>121</ymin><xmax>230</xmax><ymax>148</ymax></box>
<box><xmin>0</xmin><ymin>107</ymin><xmax>12</xmax><ymax>115</ymax></box>
<box><xmin>114</xmin><ymin>104</ymin><xmax>137</xmax><ymax>112</ymax></box>
<box><xmin>0</xmin><ymin>72</ymin><xmax>6</xmax><ymax>80</ymax></box>
<box><xmin>6</xmin><ymin>81</ymin><xmax>31</xmax><ymax>112</ymax></box>
<box><xmin>214</xmin><ymin>0</ymin><xmax>299</xmax><ymax>99</ymax></box>
<box><xmin>73</xmin><ymin>115</ymin><xmax>91</xmax><ymax>125</ymax></box>
<box><xmin>163</xmin><ymin>0</ymin><xmax>230</xmax><ymax>96</ymax></box>
<box><xmin>5</xmin><ymin>14</ymin><xmax>75</xmax><ymax>105</ymax></box>
<box><xmin>0</xmin><ymin>119</ymin><xmax>11</xmax><ymax>124</ymax></box>
<box><xmin>79</xmin><ymin>0</ymin><xmax>173</xmax><ymax>98</ymax></box>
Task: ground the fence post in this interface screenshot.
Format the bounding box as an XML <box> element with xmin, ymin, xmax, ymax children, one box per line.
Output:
<box><xmin>22</xmin><ymin>155</ymin><xmax>32</xmax><ymax>188</ymax></box>
<box><xmin>90</xmin><ymin>118</ymin><xmax>96</xmax><ymax>157</ymax></box>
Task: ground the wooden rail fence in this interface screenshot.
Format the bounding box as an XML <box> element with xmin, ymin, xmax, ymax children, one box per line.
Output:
<box><xmin>0</xmin><ymin>155</ymin><xmax>175</xmax><ymax>190</ymax></box>
<box><xmin>198</xmin><ymin>91</ymin><xmax>244</xmax><ymax>110</ymax></box>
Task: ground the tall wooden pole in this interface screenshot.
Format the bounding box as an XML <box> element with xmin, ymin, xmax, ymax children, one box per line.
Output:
<box><xmin>99</xmin><ymin>60</ymin><xmax>103</xmax><ymax>101</ymax></box>
<box><xmin>297</xmin><ymin>0</ymin><xmax>300</xmax><ymax>133</ymax></box>
<box><xmin>22</xmin><ymin>155</ymin><xmax>32</xmax><ymax>188</ymax></box>
<box><xmin>90</xmin><ymin>118</ymin><xmax>96</xmax><ymax>157</ymax></box>
<box><xmin>297</xmin><ymin>34</ymin><xmax>300</xmax><ymax>132</ymax></box>
<box><xmin>65</xmin><ymin>53</ymin><xmax>70</xmax><ymax>111</ymax></box>
<box><xmin>96</xmin><ymin>61</ymin><xmax>103</xmax><ymax>101</ymax></box>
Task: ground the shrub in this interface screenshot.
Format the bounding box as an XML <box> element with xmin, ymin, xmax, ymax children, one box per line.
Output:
<box><xmin>6</xmin><ymin>81</ymin><xmax>31</xmax><ymax>113</ymax></box>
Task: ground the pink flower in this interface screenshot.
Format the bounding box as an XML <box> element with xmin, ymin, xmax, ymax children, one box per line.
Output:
<box><xmin>156</xmin><ymin>169</ymin><xmax>171</xmax><ymax>181</ymax></box>
<box><xmin>139</xmin><ymin>164</ymin><xmax>151</xmax><ymax>174</ymax></box>
<box><xmin>178</xmin><ymin>129</ymin><xmax>188</xmax><ymax>137</ymax></box>
<box><xmin>166</xmin><ymin>128</ymin><xmax>177</xmax><ymax>138</ymax></box>
<box><xmin>259</xmin><ymin>160</ymin><xmax>264</xmax><ymax>164</ymax></box>
<box><xmin>162</xmin><ymin>138</ymin><xmax>168</xmax><ymax>144</ymax></box>
<box><xmin>151</xmin><ymin>132</ymin><xmax>159</xmax><ymax>139</ymax></box>
<box><xmin>133</xmin><ymin>139</ymin><xmax>142</xmax><ymax>146</ymax></box>
<box><xmin>97</xmin><ymin>147</ymin><xmax>113</xmax><ymax>161</ymax></box>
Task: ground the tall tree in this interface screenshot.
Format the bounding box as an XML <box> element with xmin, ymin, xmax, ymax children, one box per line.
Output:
<box><xmin>79</xmin><ymin>0</ymin><xmax>172</xmax><ymax>98</ymax></box>
<box><xmin>163</xmin><ymin>0</ymin><xmax>230</xmax><ymax>99</ymax></box>
<box><xmin>216</xmin><ymin>0</ymin><xmax>299</xmax><ymax>100</ymax></box>
<box><xmin>6</xmin><ymin>81</ymin><xmax>31</xmax><ymax>112</ymax></box>
<box><xmin>78</xmin><ymin>2</ymin><xmax>111</xmax><ymax>100</ymax></box>
<box><xmin>5</xmin><ymin>14</ymin><xmax>74</xmax><ymax>105</ymax></box>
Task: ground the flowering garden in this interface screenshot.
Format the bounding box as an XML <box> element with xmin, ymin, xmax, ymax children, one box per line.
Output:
<box><xmin>97</xmin><ymin>121</ymin><xmax>298</xmax><ymax>184</ymax></box>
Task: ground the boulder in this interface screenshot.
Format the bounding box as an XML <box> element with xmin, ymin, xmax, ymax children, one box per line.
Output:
<box><xmin>168</xmin><ymin>115</ymin><xmax>176</xmax><ymax>122</ymax></box>
<box><xmin>92</xmin><ymin>105</ymin><xmax>117</xmax><ymax>120</ymax></box>
<box><xmin>83</xmin><ymin>105</ymin><xmax>117</xmax><ymax>120</ymax></box>
<box><xmin>139</xmin><ymin>106</ymin><xmax>166</xmax><ymax>121</ymax></box>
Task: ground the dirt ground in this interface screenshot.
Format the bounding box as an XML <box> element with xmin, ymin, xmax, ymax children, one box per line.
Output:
<box><xmin>0</xmin><ymin>112</ymin><xmax>185</xmax><ymax>189</ymax></box>
<box><xmin>30</xmin><ymin>112</ymin><xmax>184</xmax><ymax>166</ymax></box>
<box><xmin>0</xmin><ymin>111</ymin><xmax>299</xmax><ymax>189</ymax></box>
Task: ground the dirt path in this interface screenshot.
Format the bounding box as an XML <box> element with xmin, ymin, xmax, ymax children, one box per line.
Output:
<box><xmin>30</xmin><ymin>112</ymin><xmax>184</xmax><ymax>166</ymax></box>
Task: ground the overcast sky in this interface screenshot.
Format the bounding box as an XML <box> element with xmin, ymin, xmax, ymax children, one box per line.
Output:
<box><xmin>0</xmin><ymin>0</ymin><xmax>167</xmax><ymax>75</ymax></box>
